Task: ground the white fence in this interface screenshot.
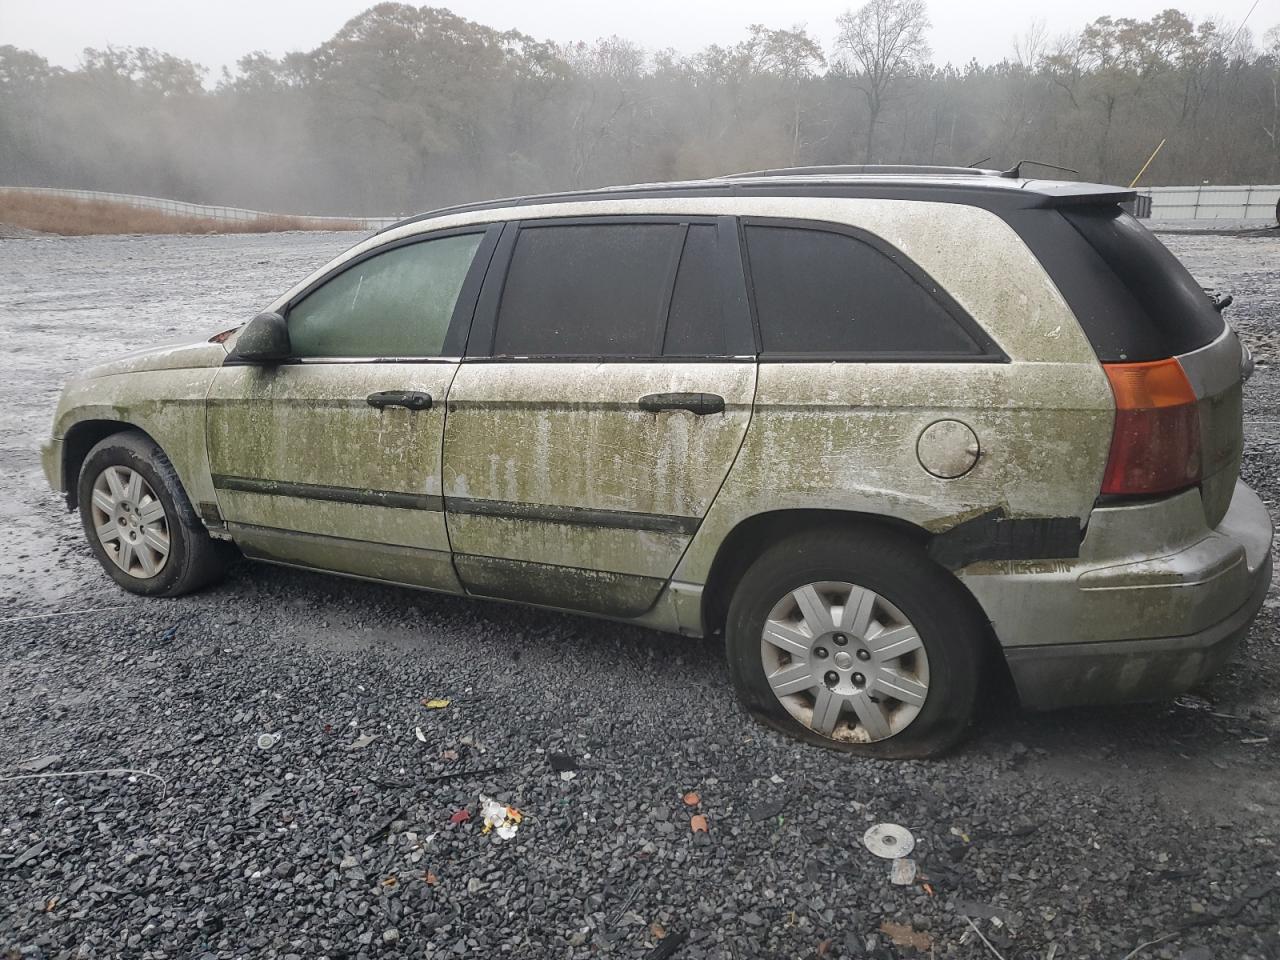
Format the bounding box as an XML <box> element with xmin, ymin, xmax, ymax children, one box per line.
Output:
<box><xmin>8</xmin><ymin>182</ymin><xmax>1279</xmax><ymax>226</ymax></box>
<box><xmin>1142</xmin><ymin>184</ymin><xmax>1280</xmax><ymax>221</ymax></box>
<box><xmin>1</xmin><ymin>186</ymin><xmax>400</xmax><ymax>230</ymax></box>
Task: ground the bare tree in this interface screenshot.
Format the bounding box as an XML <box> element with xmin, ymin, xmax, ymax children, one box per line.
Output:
<box><xmin>1014</xmin><ymin>21</ymin><xmax>1049</xmax><ymax>70</ymax></box>
<box><xmin>835</xmin><ymin>0</ymin><xmax>931</xmax><ymax>162</ymax></box>
<box><xmin>1261</xmin><ymin>26</ymin><xmax>1280</xmax><ymax>173</ymax></box>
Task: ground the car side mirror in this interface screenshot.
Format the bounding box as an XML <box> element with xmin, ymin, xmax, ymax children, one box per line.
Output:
<box><xmin>228</xmin><ymin>312</ymin><xmax>291</xmax><ymax>364</ymax></box>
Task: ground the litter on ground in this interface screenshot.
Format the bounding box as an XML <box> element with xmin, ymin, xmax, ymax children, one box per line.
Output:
<box><xmin>479</xmin><ymin>795</ymin><xmax>522</xmax><ymax>840</ymax></box>
<box><xmin>864</xmin><ymin>823</ymin><xmax>915</xmax><ymax>859</ymax></box>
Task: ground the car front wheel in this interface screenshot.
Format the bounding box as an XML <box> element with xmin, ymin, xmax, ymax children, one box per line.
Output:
<box><xmin>725</xmin><ymin>525</ymin><xmax>986</xmax><ymax>758</ymax></box>
<box><xmin>77</xmin><ymin>430</ymin><xmax>229</xmax><ymax>597</ymax></box>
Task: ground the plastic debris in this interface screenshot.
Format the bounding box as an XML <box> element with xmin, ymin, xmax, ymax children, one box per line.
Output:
<box><xmin>479</xmin><ymin>795</ymin><xmax>522</xmax><ymax>840</ymax></box>
<box><xmin>442</xmin><ymin>749</ymin><xmax>459</xmax><ymax>762</ymax></box>
<box><xmin>256</xmin><ymin>733</ymin><xmax>280</xmax><ymax>750</ymax></box>
<box><xmin>880</xmin><ymin>920</ymin><xmax>931</xmax><ymax>951</ymax></box>
<box><xmin>559</xmin><ymin>770</ymin><xmax>577</xmax><ymax>782</ymax></box>
<box><xmin>159</xmin><ymin>623</ymin><xmax>179</xmax><ymax>642</ymax></box>
<box><xmin>891</xmin><ymin>857</ymin><xmax>917</xmax><ymax>885</ymax></box>
<box><xmin>864</xmin><ymin>823</ymin><xmax>915</xmax><ymax>859</ymax></box>
<box><xmin>448</xmin><ymin>808</ymin><xmax>471</xmax><ymax>825</ymax></box>
<box><xmin>414</xmin><ymin>727</ymin><xmax>428</xmax><ymax>743</ymax></box>
<box><xmin>682</xmin><ymin>791</ymin><xmax>700</xmax><ymax>806</ymax></box>
<box><xmin>690</xmin><ymin>814</ymin><xmax>709</xmax><ymax>833</ymax></box>
<box><xmin>345</xmin><ymin>733</ymin><xmax>378</xmax><ymax>751</ymax></box>
<box><xmin>422</xmin><ymin>698</ymin><xmax>451</xmax><ymax>709</ymax></box>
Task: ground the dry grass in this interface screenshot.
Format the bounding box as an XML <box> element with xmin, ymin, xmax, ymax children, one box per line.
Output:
<box><xmin>0</xmin><ymin>189</ymin><xmax>364</xmax><ymax>236</ymax></box>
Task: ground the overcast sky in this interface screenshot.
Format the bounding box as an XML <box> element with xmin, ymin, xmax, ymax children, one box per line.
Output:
<box><xmin>4</xmin><ymin>0</ymin><xmax>1277</xmax><ymax>76</ymax></box>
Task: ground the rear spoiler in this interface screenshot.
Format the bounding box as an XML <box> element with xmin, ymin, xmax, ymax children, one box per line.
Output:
<box><xmin>1022</xmin><ymin>180</ymin><xmax>1137</xmax><ymax>207</ymax></box>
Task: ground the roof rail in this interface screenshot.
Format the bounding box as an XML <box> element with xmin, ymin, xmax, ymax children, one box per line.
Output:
<box><xmin>721</xmin><ymin>164</ymin><xmax>1000</xmax><ymax>179</ymax></box>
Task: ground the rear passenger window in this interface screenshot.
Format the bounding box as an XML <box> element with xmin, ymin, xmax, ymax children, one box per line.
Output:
<box><xmin>664</xmin><ymin>225</ymin><xmax>727</xmax><ymax>356</ymax></box>
<box><xmin>744</xmin><ymin>225</ymin><xmax>986</xmax><ymax>358</ymax></box>
<box><xmin>494</xmin><ymin>224</ymin><xmax>683</xmax><ymax>357</ymax></box>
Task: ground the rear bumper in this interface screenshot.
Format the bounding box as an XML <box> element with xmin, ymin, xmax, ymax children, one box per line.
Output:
<box><xmin>1004</xmin><ymin>553</ymin><xmax>1270</xmax><ymax>709</ymax></box>
<box><xmin>960</xmin><ymin>480</ymin><xmax>1273</xmax><ymax>709</ymax></box>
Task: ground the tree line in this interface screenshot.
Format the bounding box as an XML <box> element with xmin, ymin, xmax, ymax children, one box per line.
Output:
<box><xmin>0</xmin><ymin>1</ymin><xmax>1276</xmax><ymax>216</ymax></box>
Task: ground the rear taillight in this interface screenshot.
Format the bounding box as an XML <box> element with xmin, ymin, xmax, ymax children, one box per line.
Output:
<box><xmin>1101</xmin><ymin>358</ymin><xmax>1201</xmax><ymax>496</ymax></box>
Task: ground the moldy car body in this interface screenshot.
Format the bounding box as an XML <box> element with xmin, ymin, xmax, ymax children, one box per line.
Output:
<box><xmin>43</xmin><ymin>165</ymin><xmax>1273</xmax><ymax>756</ymax></box>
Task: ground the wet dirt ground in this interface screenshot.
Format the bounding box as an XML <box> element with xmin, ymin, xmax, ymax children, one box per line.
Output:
<box><xmin>1</xmin><ymin>228</ymin><xmax>1278</xmax><ymax>959</ymax></box>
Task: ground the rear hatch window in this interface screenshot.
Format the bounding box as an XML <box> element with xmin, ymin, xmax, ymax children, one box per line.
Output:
<box><xmin>1055</xmin><ymin>206</ymin><xmax>1225</xmax><ymax>362</ymax></box>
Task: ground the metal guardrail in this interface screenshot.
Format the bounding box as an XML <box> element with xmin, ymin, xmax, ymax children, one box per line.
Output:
<box><xmin>1141</xmin><ymin>184</ymin><xmax>1280</xmax><ymax>222</ymax></box>
<box><xmin>1</xmin><ymin>186</ymin><xmax>400</xmax><ymax>230</ymax></box>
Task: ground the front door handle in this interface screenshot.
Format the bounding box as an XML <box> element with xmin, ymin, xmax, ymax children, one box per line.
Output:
<box><xmin>638</xmin><ymin>392</ymin><xmax>725</xmax><ymax>416</ymax></box>
<box><xmin>367</xmin><ymin>390</ymin><xmax>432</xmax><ymax>411</ymax></box>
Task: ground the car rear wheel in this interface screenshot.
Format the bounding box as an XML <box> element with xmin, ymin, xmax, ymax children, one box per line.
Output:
<box><xmin>77</xmin><ymin>431</ymin><xmax>229</xmax><ymax>597</ymax></box>
<box><xmin>725</xmin><ymin>525</ymin><xmax>985</xmax><ymax>758</ymax></box>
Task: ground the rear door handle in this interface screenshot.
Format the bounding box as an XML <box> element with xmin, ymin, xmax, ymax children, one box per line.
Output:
<box><xmin>638</xmin><ymin>392</ymin><xmax>725</xmax><ymax>416</ymax></box>
<box><xmin>367</xmin><ymin>390</ymin><xmax>432</xmax><ymax>411</ymax></box>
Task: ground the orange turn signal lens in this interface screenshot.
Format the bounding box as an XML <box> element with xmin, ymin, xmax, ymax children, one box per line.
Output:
<box><xmin>1100</xmin><ymin>358</ymin><xmax>1201</xmax><ymax>497</ymax></box>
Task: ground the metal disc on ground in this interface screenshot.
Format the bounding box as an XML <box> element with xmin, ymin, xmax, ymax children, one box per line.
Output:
<box><xmin>863</xmin><ymin>823</ymin><xmax>915</xmax><ymax>859</ymax></box>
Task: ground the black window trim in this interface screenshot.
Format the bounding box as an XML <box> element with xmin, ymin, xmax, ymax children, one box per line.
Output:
<box><xmin>465</xmin><ymin>214</ymin><xmax>755</xmax><ymax>362</ymax></box>
<box><xmin>739</xmin><ymin>216</ymin><xmax>1009</xmax><ymax>364</ymax></box>
<box><xmin>275</xmin><ymin>222</ymin><xmax>503</xmax><ymax>364</ymax></box>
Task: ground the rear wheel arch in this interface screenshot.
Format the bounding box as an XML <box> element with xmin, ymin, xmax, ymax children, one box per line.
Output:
<box><xmin>699</xmin><ymin>508</ymin><xmax>1016</xmax><ymax>705</ymax></box>
<box><xmin>700</xmin><ymin>509</ymin><xmax>929</xmax><ymax>639</ymax></box>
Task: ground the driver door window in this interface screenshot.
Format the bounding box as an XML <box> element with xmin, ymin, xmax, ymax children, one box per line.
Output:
<box><xmin>288</xmin><ymin>232</ymin><xmax>484</xmax><ymax>358</ymax></box>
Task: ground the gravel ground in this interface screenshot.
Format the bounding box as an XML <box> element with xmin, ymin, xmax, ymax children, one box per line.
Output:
<box><xmin>1</xmin><ymin>229</ymin><xmax>1279</xmax><ymax>960</ymax></box>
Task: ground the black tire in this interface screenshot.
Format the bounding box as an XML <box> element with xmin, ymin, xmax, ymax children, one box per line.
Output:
<box><xmin>77</xmin><ymin>430</ymin><xmax>228</xmax><ymax>597</ymax></box>
<box><xmin>725</xmin><ymin>524</ymin><xmax>985</xmax><ymax>759</ymax></box>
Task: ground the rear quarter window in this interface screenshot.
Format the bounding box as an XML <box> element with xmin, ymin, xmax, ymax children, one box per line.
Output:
<box><xmin>743</xmin><ymin>224</ymin><xmax>996</xmax><ymax>360</ymax></box>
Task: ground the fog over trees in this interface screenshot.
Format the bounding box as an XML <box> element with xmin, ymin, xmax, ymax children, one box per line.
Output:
<box><xmin>1</xmin><ymin>1</ymin><xmax>1277</xmax><ymax>216</ymax></box>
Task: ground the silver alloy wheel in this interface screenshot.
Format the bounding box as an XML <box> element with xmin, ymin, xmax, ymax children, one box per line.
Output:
<box><xmin>89</xmin><ymin>465</ymin><xmax>170</xmax><ymax>579</ymax></box>
<box><xmin>760</xmin><ymin>581</ymin><xmax>930</xmax><ymax>743</ymax></box>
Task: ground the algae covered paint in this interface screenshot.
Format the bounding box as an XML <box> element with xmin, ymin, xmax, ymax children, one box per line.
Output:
<box><xmin>45</xmin><ymin>336</ymin><xmax>227</xmax><ymax>509</ymax></box>
<box><xmin>41</xmin><ymin>194</ymin><xmax>1124</xmax><ymax>628</ymax></box>
<box><xmin>40</xmin><ymin>183</ymin><xmax>1269</xmax><ymax>716</ymax></box>
<box><xmin>206</xmin><ymin>360</ymin><xmax>462</xmax><ymax>592</ymax></box>
<box><xmin>442</xmin><ymin>360</ymin><xmax>755</xmax><ymax>613</ymax></box>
